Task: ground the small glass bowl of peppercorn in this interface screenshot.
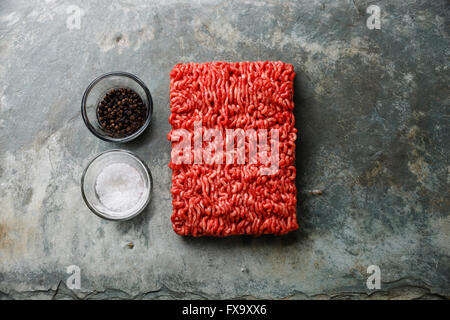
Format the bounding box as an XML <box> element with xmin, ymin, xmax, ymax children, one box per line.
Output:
<box><xmin>82</xmin><ymin>72</ymin><xmax>153</xmax><ymax>142</ymax></box>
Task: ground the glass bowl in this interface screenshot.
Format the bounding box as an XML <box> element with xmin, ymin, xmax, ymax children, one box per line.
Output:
<box><xmin>81</xmin><ymin>72</ymin><xmax>153</xmax><ymax>143</ymax></box>
<box><xmin>81</xmin><ymin>149</ymin><xmax>152</xmax><ymax>221</ymax></box>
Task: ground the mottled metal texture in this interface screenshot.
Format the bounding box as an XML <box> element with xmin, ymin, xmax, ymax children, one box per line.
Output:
<box><xmin>0</xmin><ymin>0</ymin><xmax>448</xmax><ymax>299</ymax></box>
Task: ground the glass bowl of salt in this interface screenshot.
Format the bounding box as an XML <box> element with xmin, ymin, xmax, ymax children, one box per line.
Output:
<box><xmin>81</xmin><ymin>149</ymin><xmax>152</xmax><ymax>221</ymax></box>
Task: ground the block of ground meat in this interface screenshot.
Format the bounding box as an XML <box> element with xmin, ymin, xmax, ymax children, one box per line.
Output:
<box><xmin>168</xmin><ymin>61</ymin><xmax>298</xmax><ymax>236</ymax></box>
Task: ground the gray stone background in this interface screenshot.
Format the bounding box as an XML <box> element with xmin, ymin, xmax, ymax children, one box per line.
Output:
<box><xmin>0</xmin><ymin>0</ymin><xmax>448</xmax><ymax>299</ymax></box>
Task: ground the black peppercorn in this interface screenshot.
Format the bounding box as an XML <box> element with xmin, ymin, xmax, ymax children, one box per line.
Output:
<box><xmin>97</xmin><ymin>88</ymin><xmax>147</xmax><ymax>138</ymax></box>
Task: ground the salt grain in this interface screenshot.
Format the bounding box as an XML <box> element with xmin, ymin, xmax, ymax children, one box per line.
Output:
<box><xmin>95</xmin><ymin>163</ymin><xmax>144</xmax><ymax>214</ymax></box>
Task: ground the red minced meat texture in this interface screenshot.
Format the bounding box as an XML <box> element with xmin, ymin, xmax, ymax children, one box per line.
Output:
<box><xmin>168</xmin><ymin>61</ymin><xmax>298</xmax><ymax>236</ymax></box>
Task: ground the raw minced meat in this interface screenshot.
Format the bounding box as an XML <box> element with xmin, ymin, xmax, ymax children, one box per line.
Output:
<box><xmin>168</xmin><ymin>61</ymin><xmax>298</xmax><ymax>236</ymax></box>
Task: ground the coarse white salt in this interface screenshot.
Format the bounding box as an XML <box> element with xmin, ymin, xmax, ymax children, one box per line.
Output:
<box><xmin>95</xmin><ymin>162</ymin><xmax>144</xmax><ymax>214</ymax></box>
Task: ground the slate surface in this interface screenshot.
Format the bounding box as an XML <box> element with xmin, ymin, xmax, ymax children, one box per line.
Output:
<box><xmin>0</xmin><ymin>0</ymin><xmax>448</xmax><ymax>299</ymax></box>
